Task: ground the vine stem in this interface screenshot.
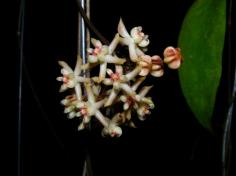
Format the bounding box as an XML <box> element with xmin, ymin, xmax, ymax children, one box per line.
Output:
<box><xmin>76</xmin><ymin>0</ymin><xmax>109</xmax><ymax>45</ymax></box>
<box><xmin>77</xmin><ymin>1</ymin><xmax>94</xmax><ymax>176</ymax></box>
<box><xmin>17</xmin><ymin>0</ymin><xmax>26</xmax><ymax>175</ymax></box>
<box><xmin>222</xmin><ymin>0</ymin><xmax>234</xmax><ymax>176</ymax></box>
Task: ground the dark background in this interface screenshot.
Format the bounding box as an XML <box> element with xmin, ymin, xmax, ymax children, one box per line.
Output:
<box><xmin>16</xmin><ymin>0</ymin><xmax>234</xmax><ymax>176</ymax></box>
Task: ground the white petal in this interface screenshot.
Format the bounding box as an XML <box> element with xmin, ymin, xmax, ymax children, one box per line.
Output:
<box><xmin>113</xmin><ymin>82</ymin><xmax>120</xmax><ymax>90</ymax></box>
<box><xmin>84</xmin><ymin>83</ymin><xmax>95</xmax><ymax>103</ymax></box>
<box><xmin>152</xmin><ymin>65</ymin><xmax>162</xmax><ymax>70</ymax></box>
<box><xmin>106</xmin><ymin>68</ymin><xmax>114</xmax><ymax>76</ymax></box>
<box><xmin>104</xmin><ymin>55</ymin><xmax>126</xmax><ymax>64</ymax></box>
<box><xmin>136</xmin><ymin>47</ymin><xmax>145</xmax><ymax>56</ymax></box>
<box><xmin>130</xmin><ymin>26</ymin><xmax>143</xmax><ymax>43</ymax></box>
<box><xmin>100</xmin><ymin>46</ymin><xmax>109</xmax><ymax>56</ymax></box>
<box><xmin>139</xmin><ymin>68</ymin><xmax>149</xmax><ymax>76</ymax></box>
<box><xmin>99</xmin><ymin>62</ymin><xmax>107</xmax><ymax>81</ymax></box>
<box><xmin>101</xmin><ymin>127</ymin><xmax>109</xmax><ymax>137</ymax></box>
<box><xmin>164</xmin><ymin>56</ymin><xmax>175</xmax><ymax>63</ymax></box>
<box><xmin>120</xmin><ymin>95</ymin><xmax>127</xmax><ymax>102</ymax></box>
<box><xmin>128</xmin><ymin>42</ymin><xmax>138</xmax><ymax>62</ymax></box>
<box><xmin>111</xmin><ymin>113</ymin><xmax>123</xmax><ymax>124</ymax></box>
<box><xmin>139</xmin><ymin>61</ymin><xmax>149</xmax><ymax>67</ymax></box>
<box><xmin>78</xmin><ymin>123</ymin><xmax>85</xmax><ymax>131</ymax></box>
<box><xmin>125</xmin><ymin>66</ymin><xmax>141</xmax><ymax>81</ymax></box>
<box><xmin>131</xmin><ymin>77</ymin><xmax>145</xmax><ymax>91</ymax></box>
<box><xmin>141</xmin><ymin>98</ymin><xmax>154</xmax><ymax>108</ymax></box>
<box><xmin>129</xmin><ymin>121</ymin><xmax>136</xmax><ymax>128</ymax></box>
<box><xmin>59</xmin><ymin>84</ymin><xmax>67</xmax><ymax>92</ymax></box>
<box><xmin>120</xmin><ymin>83</ymin><xmax>135</xmax><ymax>96</ymax></box>
<box><xmin>110</xmin><ymin>125</ymin><xmax>122</xmax><ymax>137</ymax></box>
<box><xmin>76</xmin><ymin>102</ymin><xmax>86</xmax><ymax>108</ymax></box>
<box><xmin>104</xmin><ymin>89</ymin><xmax>119</xmax><ymax>107</ymax></box>
<box><xmin>87</xmin><ymin>48</ymin><xmax>93</xmax><ymax>54</ymax></box>
<box><xmin>119</xmin><ymin>37</ymin><xmax>130</xmax><ymax>46</ymax></box>
<box><xmin>75</xmin><ymin>84</ymin><xmax>82</xmax><ymax>101</ymax></box>
<box><xmin>95</xmin><ymin>110</ymin><xmax>109</xmax><ymax>127</ymax></box>
<box><xmin>115</xmin><ymin>65</ymin><xmax>123</xmax><ymax>75</ymax></box>
<box><xmin>68</xmin><ymin>112</ymin><xmax>76</xmax><ymax>119</ymax></box>
<box><xmin>92</xmin><ymin>85</ymin><xmax>101</xmax><ymax>96</ymax></box>
<box><xmin>76</xmin><ymin>111</ymin><xmax>81</xmax><ymax>117</ymax></box>
<box><xmin>141</xmin><ymin>55</ymin><xmax>152</xmax><ymax>63</ymax></box>
<box><xmin>91</xmin><ymin>38</ymin><xmax>102</xmax><ymax>48</ymax></box>
<box><xmin>151</xmin><ymin>70</ymin><xmax>164</xmax><ymax>77</ymax></box>
<box><xmin>125</xmin><ymin>110</ymin><xmax>131</xmax><ymax>121</ymax></box>
<box><xmin>92</xmin><ymin>76</ymin><xmax>100</xmax><ymax>83</ymax></box>
<box><xmin>64</xmin><ymin>106</ymin><xmax>73</xmax><ymax>113</ymax></box>
<box><xmin>135</xmin><ymin>94</ymin><xmax>141</xmax><ymax>102</ymax></box>
<box><xmin>124</xmin><ymin>102</ymin><xmax>129</xmax><ymax>110</ymax></box>
<box><xmin>103</xmin><ymin>78</ymin><xmax>113</xmax><ymax>85</ymax></box>
<box><xmin>83</xmin><ymin>116</ymin><xmax>91</xmax><ymax>123</ymax></box>
<box><xmin>56</xmin><ymin>76</ymin><xmax>63</xmax><ymax>81</ymax></box>
<box><xmin>138</xmin><ymin>38</ymin><xmax>149</xmax><ymax>47</ymax></box>
<box><xmin>138</xmin><ymin>115</ymin><xmax>145</xmax><ymax>121</ymax></box>
<box><xmin>163</xmin><ymin>46</ymin><xmax>176</xmax><ymax>57</ymax></box>
<box><xmin>61</xmin><ymin>68</ymin><xmax>71</xmax><ymax>75</ymax></box>
<box><xmin>139</xmin><ymin>86</ymin><xmax>153</xmax><ymax>97</ymax></box>
<box><xmin>67</xmin><ymin>80</ymin><xmax>75</xmax><ymax>88</ymax></box>
<box><xmin>88</xmin><ymin>55</ymin><xmax>98</xmax><ymax>63</ymax></box>
<box><xmin>167</xmin><ymin>60</ymin><xmax>181</xmax><ymax>69</ymax></box>
<box><xmin>76</xmin><ymin>76</ymin><xmax>90</xmax><ymax>83</ymax></box>
<box><xmin>95</xmin><ymin>99</ymin><xmax>106</xmax><ymax>109</ymax></box>
<box><xmin>137</xmin><ymin>108</ymin><xmax>146</xmax><ymax>121</ymax></box>
<box><xmin>134</xmin><ymin>102</ymin><xmax>139</xmax><ymax>109</ymax></box>
<box><xmin>109</xmin><ymin>33</ymin><xmax>120</xmax><ymax>54</ymax></box>
<box><xmin>118</xmin><ymin>18</ymin><xmax>130</xmax><ymax>38</ymax></box>
<box><xmin>58</xmin><ymin>61</ymin><xmax>73</xmax><ymax>73</ymax></box>
<box><xmin>61</xmin><ymin>99</ymin><xmax>68</xmax><ymax>105</ymax></box>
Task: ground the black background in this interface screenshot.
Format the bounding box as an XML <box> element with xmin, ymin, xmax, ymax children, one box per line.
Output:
<box><xmin>16</xmin><ymin>0</ymin><xmax>234</xmax><ymax>176</ymax></box>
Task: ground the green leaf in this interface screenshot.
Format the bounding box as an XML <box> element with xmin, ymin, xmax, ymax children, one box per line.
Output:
<box><xmin>178</xmin><ymin>0</ymin><xmax>226</xmax><ymax>131</ymax></box>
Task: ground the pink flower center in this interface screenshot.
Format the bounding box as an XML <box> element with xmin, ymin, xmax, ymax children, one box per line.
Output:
<box><xmin>110</xmin><ymin>73</ymin><xmax>120</xmax><ymax>81</ymax></box>
<box><xmin>137</xmin><ymin>30</ymin><xmax>144</xmax><ymax>38</ymax></box>
<box><xmin>127</xmin><ymin>96</ymin><xmax>135</xmax><ymax>105</ymax></box>
<box><xmin>111</xmin><ymin>131</ymin><xmax>118</xmax><ymax>137</ymax></box>
<box><xmin>66</xmin><ymin>95</ymin><xmax>76</xmax><ymax>101</ymax></box>
<box><xmin>80</xmin><ymin>107</ymin><xmax>88</xmax><ymax>116</ymax></box>
<box><xmin>93</xmin><ymin>47</ymin><xmax>101</xmax><ymax>56</ymax></box>
<box><xmin>144</xmin><ymin>105</ymin><xmax>150</xmax><ymax>114</ymax></box>
<box><xmin>63</xmin><ymin>76</ymin><xmax>69</xmax><ymax>84</ymax></box>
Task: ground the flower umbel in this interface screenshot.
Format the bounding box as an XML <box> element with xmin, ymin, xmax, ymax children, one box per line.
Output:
<box><xmin>57</xmin><ymin>18</ymin><xmax>183</xmax><ymax>137</ymax></box>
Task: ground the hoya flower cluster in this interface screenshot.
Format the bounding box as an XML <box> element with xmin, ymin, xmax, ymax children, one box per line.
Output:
<box><xmin>57</xmin><ymin>19</ymin><xmax>182</xmax><ymax>137</ymax></box>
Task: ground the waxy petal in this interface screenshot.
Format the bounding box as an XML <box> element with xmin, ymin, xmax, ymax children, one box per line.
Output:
<box><xmin>118</xmin><ymin>18</ymin><xmax>130</xmax><ymax>38</ymax></box>
<box><xmin>104</xmin><ymin>89</ymin><xmax>119</xmax><ymax>107</ymax></box>
<box><xmin>139</xmin><ymin>86</ymin><xmax>153</xmax><ymax>97</ymax></box>
<box><xmin>125</xmin><ymin>66</ymin><xmax>141</xmax><ymax>81</ymax></box>
<box><xmin>99</xmin><ymin>62</ymin><xmax>107</xmax><ymax>81</ymax></box>
<box><xmin>128</xmin><ymin>41</ymin><xmax>138</xmax><ymax>62</ymax></box>
<box><xmin>138</xmin><ymin>36</ymin><xmax>149</xmax><ymax>47</ymax></box>
<box><xmin>131</xmin><ymin>77</ymin><xmax>145</xmax><ymax>91</ymax></box>
<box><xmin>58</xmin><ymin>61</ymin><xmax>73</xmax><ymax>73</ymax></box>
<box><xmin>151</xmin><ymin>70</ymin><xmax>164</xmax><ymax>77</ymax></box>
<box><xmin>139</xmin><ymin>68</ymin><xmax>150</xmax><ymax>76</ymax></box>
<box><xmin>91</xmin><ymin>38</ymin><xmax>102</xmax><ymax>48</ymax></box>
<box><xmin>109</xmin><ymin>33</ymin><xmax>120</xmax><ymax>54</ymax></box>
<box><xmin>104</xmin><ymin>55</ymin><xmax>126</xmax><ymax>64</ymax></box>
